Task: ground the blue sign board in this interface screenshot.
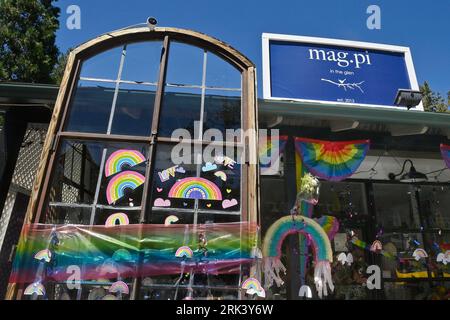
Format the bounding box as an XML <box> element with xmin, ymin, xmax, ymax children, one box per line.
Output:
<box><xmin>263</xmin><ymin>34</ymin><xmax>420</xmax><ymax>108</ymax></box>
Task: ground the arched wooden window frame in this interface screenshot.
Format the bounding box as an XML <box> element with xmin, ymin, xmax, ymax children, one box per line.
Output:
<box><xmin>7</xmin><ymin>27</ymin><xmax>259</xmax><ymax>299</ymax></box>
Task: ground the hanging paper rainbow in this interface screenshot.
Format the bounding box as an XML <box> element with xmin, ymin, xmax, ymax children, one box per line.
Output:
<box><xmin>175</xmin><ymin>246</ymin><xmax>193</xmax><ymax>259</ymax></box>
<box><xmin>109</xmin><ymin>281</ymin><xmax>129</xmax><ymax>294</ymax></box>
<box><xmin>168</xmin><ymin>177</ymin><xmax>222</xmax><ymax>200</ymax></box>
<box><xmin>242</xmin><ymin>278</ymin><xmax>266</xmax><ymax>298</ymax></box>
<box><xmin>413</xmin><ymin>248</ymin><xmax>428</xmax><ymax>261</ymax></box>
<box><xmin>105</xmin><ymin>150</ymin><xmax>146</xmax><ymax>177</ymax></box>
<box><xmin>10</xmin><ymin>222</ymin><xmax>257</xmax><ymax>285</ymax></box>
<box><xmin>262</xmin><ymin>215</ymin><xmax>334</xmax><ymax>299</ymax></box>
<box><xmin>440</xmin><ymin>144</ymin><xmax>450</xmax><ymax>169</ymax></box>
<box><xmin>105</xmin><ymin>213</ymin><xmax>130</xmax><ymax>227</ymax></box>
<box><xmin>295</xmin><ymin>137</ymin><xmax>370</xmax><ymax>181</ymax></box>
<box><xmin>24</xmin><ymin>282</ymin><xmax>45</xmax><ymax>296</ymax></box>
<box><xmin>106</xmin><ymin>171</ymin><xmax>145</xmax><ymax>204</ymax></box>
<box><xmin>34</xmin><ymin>249</ymin><xmax>52</xmax><ymax>263</ymax></box>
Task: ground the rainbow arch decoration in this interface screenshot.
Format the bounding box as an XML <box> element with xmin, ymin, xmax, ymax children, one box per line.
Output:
<box><xmin>106</xmin><ymin>171</ymin><xmax>145</xmax><ymax>204</ymax></box>
<box><xmin>34</xmin><ymin>249</ymin><xmax>52</xmax><ymax>263</ymax></box>
<box><xmin>168</xmin><ymin>177</ymin><xmax>222</xmax><ymax>201</ymax></box>
<box><xmin>105</xmin><ymin>213</ymin><xmax>130</xmax><ymax>227</ymax></box>
<box><xmin>105</xmin><ymin>149</ymin><xmax>146</xmax><ymax>177</ymax></box>
<box><xmin>242</xmin><ymin>277</ymin><xmax>266</xmax><ymax>298</ymax></box>
<box><xmin>263</xmin><ymin>215</ymin><xmax>334</xmax><ymax>299</ymax></box>
<box><xmin>295</xmin><ymin>137</ymin><xmax>370</xmax><ymax>181</ymax></box>
<box><xmin>109</xmin><ymin>281</ymin><xmax>129</xmax><ymax>294</ymax></box>
<box><xmin>440</xmin><ymin>144</ymin><xmax>450</xmax><ymax>169</ymax></box>
<box><xmin>24</xmin><ymin>282</ymin><xmax>45</xmax><ymax>296</ymax></box>
<box><xmin>175</xmin><ymin>246</ymin><xmax>193</xmax><ymax>259</ymax></box>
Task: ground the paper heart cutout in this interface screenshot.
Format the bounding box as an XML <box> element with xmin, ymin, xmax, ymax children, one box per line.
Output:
<box><xmin>206</xmin><ymin>203</ymin><xmax>212</xmax><ymax>208</ymax></box>
<box><xmin>226</xmin><ymin>189</ymin><xmax>232</xmax><ymax>194</ymax></box>
<box><xmin>157</xmin><ymin>188</ymin><xmax>163</xmax><ymax>192</ymax></box>
<box><xmin>222</xmin><ymin>199</ymin><xmax>238</xmax><ymax>209</ymax></box>
<box><xmin>154</xmin><ymin>198</ymin><xmax>171</xmax><ymax>207</ymax></box>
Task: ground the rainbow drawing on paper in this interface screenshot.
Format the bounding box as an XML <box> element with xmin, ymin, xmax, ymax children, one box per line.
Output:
<box><xmin>34</xmin><ymin>249</ymin><xmax>52</xmax><ymax>263</ymax></box>
<box><xmin>175</xmin><ymin>246</ymin><xmax>193</xmax><ymax>259</ymax></box>
<box><xmin>105</xmin><ymin>150</ymin><xmax>146</xmax><ymax>177</ymax></box>
<box><xmin>168</xmin><ymin>177</ymin><xmax>222</xmax><ymax>200</ymax></box>
<box><xmin>241</xmin><ymin>278</ymin><xmax>265</xmax><ymax>298</ymax></box>
<box><xmin>24</xmin><ymin>282</ymin><xmax>45</xmax><ymax>296</ymax></box>
<box><xmin>105</xmin><ymin>213</ymin><xmax>130</xmax><ymax>227</ymax></box>
<box><xmin>295</xmin><ymin>137</ymin><xmax>370</xmax><ymax>181</ymax></box>
<box><xmin>109</xmin><ymin>281</ymin><xmax>129</xmax><ymax>294</ymax></box>
<box><xmin>262</xmin><ymin>215</ymin><xmax>334</xmax><ymax>299</ymax></box>
<box><xmin>106</xmin><ymin>171</ymin><xmax>145</xmax><ymax>204</ymax></box>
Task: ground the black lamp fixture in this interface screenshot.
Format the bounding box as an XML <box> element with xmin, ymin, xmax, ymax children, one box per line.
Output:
<box><xmin>394</xmin><ymin>89</ymin><xmax>423</xmax><ymax>110</ymax></box>
<box><xmin>388</xmin><ymin>159</ymin><xmax>428</xmax><ymax>183</ymax></box>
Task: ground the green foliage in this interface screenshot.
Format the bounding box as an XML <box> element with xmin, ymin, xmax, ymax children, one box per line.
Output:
<box><xmin>420</xmin><ymin>81</ymin><xmax>449</xmax><ymax>113</ymax></box>
<box><xmin>51</xmin><ymin>49</ymin><xmax>70</xmax><ymax>84</ymax></box>
<box><xmin>0</xmin><ymin>0</ymin><xmax>60</xmax><ymax>83</ymax></box>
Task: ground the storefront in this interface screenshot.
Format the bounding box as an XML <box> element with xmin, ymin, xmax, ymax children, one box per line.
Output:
<box><xmin>4</xmin><ymin>26</ymin><xmax>450</xmax><ymax>300</ymax></box>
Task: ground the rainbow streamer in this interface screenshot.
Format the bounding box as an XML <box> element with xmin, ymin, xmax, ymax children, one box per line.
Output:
<box><xmin>259</xmin><ymin>135</ymin><xmax>288</xmax><ymax>175</ymax></box>
<box><xmin>105</xmin><ymin>150</ymin><xmax>146</xmax><ymax>177</ymax></box>
<box><xmin>106</xmin><ymin>171</ymin><xmax>145</xmax><ymax>204</ymax></box>
<box><xmin>440</xmin><ymin>144</ymin><xmax>450</xmax><ymax>169</ymax></box>
<box><xmin>295</xmin><ymin>137</ymin><xmax>370</xmax><ymax>181</ymax></box>
<box><xmin>9</xmin><ymin>222</ymin><xmax>257</xmax><ymax>284</ymax></box>
<box><xmin>168</xmin><ymin>177</ymin><xmax>222</xmax><ymax>200</ymax></box>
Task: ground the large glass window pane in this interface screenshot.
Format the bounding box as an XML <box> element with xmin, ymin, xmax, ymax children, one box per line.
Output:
<box><xmin>166</xmin><ymin>42</ymin><xmax>203</xmax><ymax>86</ymax></box>
<box><xmin>110</xmin><ymin>83</ymin><xmax>156</xmax><ymax>136</ymax></box>
<box><xmin>120</xmin><ymin>41</ymin><xmax>162</xmax><ymax>84</ymax></box>
<box><xmin>65</xmin><ymin>80</ymin><xmax>115</xmax><ymax>133</ymax></box>
<box><xmin>44</xmin><ymin>139</ymin><xmax>148</xmax><ymax>224</ymax></box>
<box><xmin>158</xmin><ymin>87</ymin><xmax>202</xmax><ymax>138</ymax></box>
<box><xmin>206</xmin><ymin>52</ymin><xmax>241</xmax><ymax>89</ymax></box>
<box><xmin>79</xmin><ymin>46</ymin><xmax>123</xmax><ymax>80</ymax></box>
<box><xmin>373</xmin><ymin>184</ymin><xmax>421</xmax><ymax>230</ymax></box>
<box><xmin>418</xmin><ymin>185</ymin><xmax>450</xmax><ymax>230</ymax></box>
<box><xmin>203</xmin><ymin>90</ymin><xmax>241</xmax><ymax>138</ymax></box>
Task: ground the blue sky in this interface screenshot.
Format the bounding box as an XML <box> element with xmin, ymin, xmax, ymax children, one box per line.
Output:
<box><xmin>55</xmin><ymin>0</ymin><xmax>449</xmax><ymax>98</ymax></box>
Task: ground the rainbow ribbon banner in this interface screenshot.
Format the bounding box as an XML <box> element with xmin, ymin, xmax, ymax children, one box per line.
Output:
<box><xmin>295</xmin><ymin>137</ymin><xmax>370</xmax><ymax>181</ymax></box>
<box><xmin>10</xmin><ymin>222</ymin><xmax>257</xmax><ymax>284</ymax></box>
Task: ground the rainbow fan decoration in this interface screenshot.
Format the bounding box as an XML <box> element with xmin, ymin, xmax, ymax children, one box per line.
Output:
<box><xmin>315</xmin><ymin>216</ymin><xmax>339</xmax><ymax>240</ymax></box>
<box><xmin>34</xmin><ymin>249</ymin><xmax>51</xmax><ymax>263</ymax></box>
<box><xmin>295</xmin><ymin>137</ymin><xmax>370</xmax><ymax>181</ymax></box>
<box><xmin>440</xmin><ymin>144</ymin><xmax>450</xmax><ymax>169</ymax></box>
<box><xmin>242</xmin><ymin>278</ymin><xmax>266</xmax><ymax>298</ymax></box>
<box><xmin>175</xmin><ymin>246</ymin><xmax>193</xmax><ymax>259</ymax></box>
<box><xmin>109</xmin><ymin>281</ymin><xmax>129</xmax><ymax>294</ymax></box>
<box><xmin>105</xmin><ymin>149</ymin><xmax>146</xmax><ymax>177</ymax></box>
<box><xmin>105</xmin><ymin>213</ymin><xmax>129</xmax><ymax>227</ymax></box>
<box><xmin>168</xmin><ymin>177</ymin><xmax>222</xmax><ymax>200</ymax></box>
<box><xmin>106</xmin><ymin>171</ymin><xmax>145</xmax><ymax>204</ymax></box>
<box><xmin>24</xmin><ymin>282</ymin><xmax>45</xmax><ymax>296</ymax></box>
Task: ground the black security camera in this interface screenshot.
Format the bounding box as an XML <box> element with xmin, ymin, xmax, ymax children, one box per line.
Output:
<box><xmin>147</xmin><ymin>17</ymin><xmax>157</xmax><ymax>28</ymax></box>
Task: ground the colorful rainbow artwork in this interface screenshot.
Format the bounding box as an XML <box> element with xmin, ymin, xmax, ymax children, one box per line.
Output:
<box><xmin>24</xmin><ymin>282</ymin><xmax>45</xmax><ymax>296</ymax></box>
<box><xmin>109</xmin><ymin>281</ymin><xmax>129</xmax><ymax>294</ymax></box>
<box><xmin>315</xmin><ymin>216</ymin><xmax>339</xmax><ymax>240</ymax></box>
<box><xmin>241</xmin><ymin>278</ymin><xmax>265</xmax><ymax>298</ymax></box>
<box><xmin>34</xmin><ymin>249</ymin><xmax>52</xmax><ymax>263</ymax></box>
<box><xmin>105</xmin><ymin>150</ymin><xmax>146</xmax><ymax>177</ymax></box>
<box><xmin>175</xmin><ymin>246</ymin><xmax>193</xmax><ymax>259</ymax></box>
<box><xmin>262</xmin><ymin>215</ymin><xmax>334</xmax><ymax>298</ymax></box>
<box><xmin>105</xmin><ymin>213</ymin><xmax>130</xmax><ymax>227</ymax></box>
<box><xmin>413</xmin><ymin>248</ymin><xmax>428</xmax><ymax>261</ymax></box>
<box><xmin>214</xmin><ymin>171</ymin><xmax>227</xmax><ymax>182</ymax></box>
<box><xmin>106</xmin><ymin>171</ymin><xmax>145</xmax><ymax>204</ymax></box>
<box><xmin>295</xmin><ymin>137</ymin><xmax>370</xmax><ymax>181</ymax></box>
<box><xmin>168</xmin><ymin>177</ymin><xmax>222</xmax><ymax>201</ymax></box>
